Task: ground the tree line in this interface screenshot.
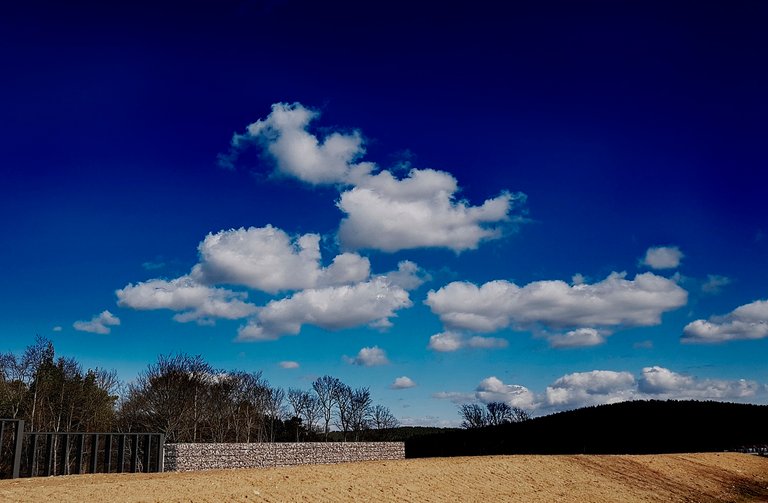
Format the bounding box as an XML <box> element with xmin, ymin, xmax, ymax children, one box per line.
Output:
<box><xmin>0</xmin><ymin>336</ymin><xmax>397</xmax><ymax>443</ymax></box>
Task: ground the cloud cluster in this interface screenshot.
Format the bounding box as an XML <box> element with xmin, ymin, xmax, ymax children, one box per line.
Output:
<box><xmin>191</xmin><ymin>225</ymin><xmax>370</xmax><ymax>293</ymax></box>
<box><xmin>73</xmin><ymin>310</ymin><xmax>120</xmax><ymax>334</ymax></box>
<box><xmin>682</xmin><ymin>299</ymin><xmax>768</xmax><ymax>343</ymax></box>
<box><xmin>426</xmin><ymin>272</ymin><xmax>688</xmax><ymax>341</ymax></box>
<box><xmin>427</xmin><ymin>331</ymin><xmax>508</xmax><ymax>352</ymax></box>
<box><xmin>641</xmin><ymin>246</ymin><xmax>683</xmax><ymax>270</ymax></box>
<box><xmin>223</xmin><ymin>102</ymin><xmax>523</xmax><ymax>253</ymax></box>
<box><xmin>435</xmin><ymin>366</ymin><xmax>765</xmax><ymax>414</ymax></box>
<box><xmin>116</xmin><ymin>276</ymin><xmax>257</xmax><ymax>324</ymax></box>
<box><xmin>237</xmin><ymin>264</ymin><xmax>420</xmax><ymax>341</ymax></box>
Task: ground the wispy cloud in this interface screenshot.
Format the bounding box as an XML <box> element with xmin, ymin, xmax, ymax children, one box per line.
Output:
<box><xmin>73</xmin><ymin>310</ymin><xmax>120</xmax><ymax>334</ymax></box>
<box><xmin>428</xmin><ymin>331</ymin><xmax>508</xmax><ymax>352</ymax></box>
<box><xmin>701</xmin><ymin>274</ymin><xmax>731</xmax><ymax>294</ymax></box>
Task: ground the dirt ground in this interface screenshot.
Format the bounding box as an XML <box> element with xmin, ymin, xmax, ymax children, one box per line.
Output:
<box><xmin>1</xmin><ymin>453</ymin><xmax>766</xmax><ymax>502</ymax></box>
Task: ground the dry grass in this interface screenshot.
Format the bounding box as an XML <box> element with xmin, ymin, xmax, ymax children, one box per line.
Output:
<box><xmin>1</xmin><ymin>453</ymin><xmax>767</xmax><ymax>502</ymax></box>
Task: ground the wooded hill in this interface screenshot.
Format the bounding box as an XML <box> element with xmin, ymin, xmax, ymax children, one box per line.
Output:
<box><xmin>405</xmin><ymin>400</ymin><xmax>768</xmax><ymax>457</ymax></box>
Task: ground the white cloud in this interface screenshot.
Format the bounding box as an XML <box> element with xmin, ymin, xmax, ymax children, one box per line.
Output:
<box><xmin>682</xmin><ymin>299</ymin><xmax>768</xmax><ymax>344</ymax></box>
<box><xmin>345</xmin><ymin>346</ymin><xmax>389</xmax><ymax>367</ymax></box>
<box><xmin>641</xmin><ymin>246</ymin><xmax>683</xmax><ymax>269</ymax></box>
<box><xmin>221</xmin><ymin>102</ymin><xmax>372</xmax><ymax>184</ymax></box>
<box><xmin>638</xmin><ymin>366</ymin><xmax>762</xmax><ymax>399</ymax></box>
<box><xmin>701</xmin><ymin>274</ymin><xmax>731</xmax><ymax>294</ymax></box>
<box><xmin>237</xmin><ymin>274</ymin><xmax>413</xmax><ymax>341</ymax></box>
<box><xmin>399</xmin><ymin>415</ymin><xmax>461</xmax><ymax>428</ymax></box>
<box><xmin>338</xmin><ymin>170</ymin><xmax>521</xmax><ymax>252</ymax></box>
<box><xmin>52</xmin><ymin>326</ymin><xmax>62</xmax><ymax>332</ymax></box>
<box><xmin>383</xmin><ymin>260</ymin><xmax>430</xmax><ymax>290</ymax></box>
<box><xmin>73</xmin><ymin>310</ymin><xmax>120</xmax><ymax>335</ymax></box>
<box><xmin>438</xmin><ymin>367</ymin><xmax>765</xmax><ymax>414</ymax></box>
<box><xmin>544</xmin><ymin>370</ymin><xmax>637</xmax><ymax>409</ymax></box>
<box><xmin>431</xmin><ymin>391</ymin><xmax>475</xmax><ymax>404</ymax></box>
<box><xmin>547</xmin><ymin>328</ymin><xmax>606</xmax><ymax>348</ymax></box>
<box><xmin>191</xmin><ymin>225</ymin><xmax>370</xmax><ymax>293</ymax></box>
<box><xmin>116</xmin><ymin>276</ymin><xmax>257</xmax><ymax>324</ymax></box>
<box><xmin>279</xmin><ymin>361</ymin><xmax>300</xmax><ymax>369</ymax></box>
<box><xmin>475</xmin><ymin>377</ymin><xmax>536</xmax><ymax>410</ymax></box>
<box><xmin>391</xmin><ymin>376</ymin><xmax>417</xmax><ymax>389</ymax></box>
<box><xmin>222</xmin><ymin>102</ymin><xmax>525</xmax><ymax>253</ymax></box>
<box><xmin>428</xmin><ymin>331</ymin><xmax>508</xmax><ymax>352</ymax></box>
<box><xmin>426</xmin><ymin>272</ymin><xmax>687</xmax><ymax>334</ymax></box>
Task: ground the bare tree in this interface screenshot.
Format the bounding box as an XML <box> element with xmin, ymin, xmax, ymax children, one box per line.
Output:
<box><xmin>287</xmin><ymin>388</ymin><xmax>307</xmax><ymax>442</ymax></box>
<box><xmin>459</xmin><ymin>402</ymin><xmax>531</xmax><ymax>429</ymax></box>
<box><xmin>371</xmin><ymin>404</ymin><xmax>399</xmax><ymax>430</ymax></box>
<box><xmin>264</xmin><ymin>385</ymin><xmax>285</xmax><ymax>443</ymax></box>
<box><xmin>511</xmin><ymin>406</ymin><xmax>531</xmax><ymax>422</ymax></box>
<box><xmin>348</xmin><ymin>387</ymin><xmax>372</xmax><ymax>441</ymax></box>
<box><xmin>312</xmin><ymin>375</ymin><xmax>340</xmax><ymax>441</ymax></box>
<box><xmin>333</xmin><ymin>383</ymin><xmax>353</xmax><ymax>441</ymax></box>
<box><xmin>486</xmin><ymin>401</ymin><xmax>513</xmax><ymax>425</ymax></box>
<box><xmin>459</xmin><ymin>403</ymin><xmax>488</xmax><ymax>428</ymax></box>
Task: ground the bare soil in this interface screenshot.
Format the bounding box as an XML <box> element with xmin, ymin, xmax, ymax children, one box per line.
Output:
<box><xmin>1</xmin><ymin>453</ymin><xmax>767</xmax><ymax>502</ymax></box>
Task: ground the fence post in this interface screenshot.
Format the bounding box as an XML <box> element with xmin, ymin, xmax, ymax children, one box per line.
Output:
<box><xmin>11</xmin><ymin>420</ymin><xmax>24</xmax><ymax>479</ymax></box>
<box><xmin>158</xmin><ymin>434</ymin><xmax>166</xmax><ymax>472</ymax></box>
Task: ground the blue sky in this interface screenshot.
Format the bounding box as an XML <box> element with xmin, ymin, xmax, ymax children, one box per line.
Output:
<box><xmin>2</xmin><ymin>0</ymin><xmax>767</xmax><ymax>426</ymax></box>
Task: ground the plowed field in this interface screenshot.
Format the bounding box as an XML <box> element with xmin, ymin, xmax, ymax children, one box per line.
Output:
<box><xmin>1</xmin><ymin>453</ymin><xmax>766</xmax><ymax>502</ymax></box>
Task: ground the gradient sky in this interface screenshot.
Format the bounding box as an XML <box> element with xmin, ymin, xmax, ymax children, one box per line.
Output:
<box><xmin>2</xmin><ymin>0</ymin><xmax>767</xmax><ymax>426</ymax></box>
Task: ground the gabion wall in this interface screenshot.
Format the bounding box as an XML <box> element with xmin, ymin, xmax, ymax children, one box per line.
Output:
<box><xmin>164</xmin><ymin>442</ymin><xmax>405</xmax><ymax>472</ymax></box>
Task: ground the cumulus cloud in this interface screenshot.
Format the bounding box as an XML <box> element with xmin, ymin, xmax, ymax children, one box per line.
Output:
<box><xmin>191</xmin><ymin>225</ymin><xmax>370</xmax><ymax>293</ymax></box>
<box><xmin>237</xmin><ymin>272</ymin><xmax>415</xmax><ymax>341</ymax></box>
<box><xmin>220</xmin><ymin>102</ymin><xmax>372</xmax><ymax>184</ymax></box>
<box><xmin>682</xmin><ymin>299</ymin><xmax>768</xmax><ymax>344</ymax></box>
<box><xmin>116</xmin><ymin>276</ymin><xmax>257</xmax><ymax>324</ymax></box>
<box><xmin>701</xmin><ymin>274</ymin><xmax>731</xmax><ymax>294</ymax></box>
<box><xmin>279</xmin><ymin>361</ymin><xmax>300</xmax><ymax>369</ymax></box>
<box><xmin>641</xmin><ymin>246</ymin><xmax>683</xmax><ymax>269</ymax></box>
<box><xmin>475</xmin><ymin>377</ymin><xmax>537</xmax><ymax>410</ymax></box>
<box><xmin>637</xmin><ymin>366</ymin><xmax>762</xmax><ymax>399</ymax></box>
<box><xmin>345</xmin><ymin>346</ymin><xmax>389</xmax><ymax>367</ymax></box>
<box><xmin>427</xmin><ymin>331</ymin><xmax>508</xmax><ymax>352</ymax></box>
<box><xmin>547</xmin><ymin>328</ymin><xmax>606</xmax><ymax>348</ymax></box>
<box><xmin>73</xmin><ymin>310</ymin><xmax>120</xmax><ymax>334</ymax></box>
<box><xmin>426</xmin><ymin>272</ymin><xmax>687</xmax><ymax>334</ymax></box>
<box><xmin>337</xmin><ymin>170</ymin><xmax>523</xmax><ymax>252</ymax></box>
<box><xmin>222</xmin><ymin>102</ymin><xmax>525</xmax><ymax>253</ymax></box>
<box><xmin>544</xmin><ymin>370</ymin><xmax>637</xmax><ymax>409</ymax></box>
<box><xmin>391</xmin><ymin>376</ymin><xmax>417</xmax><ymax>389</ymax></box>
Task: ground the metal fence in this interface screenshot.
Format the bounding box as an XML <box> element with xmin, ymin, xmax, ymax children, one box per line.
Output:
<box><xmin>0</xmin><ymin>419</ymin><xmax>165</xmax><ymax>479</ymax></box>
